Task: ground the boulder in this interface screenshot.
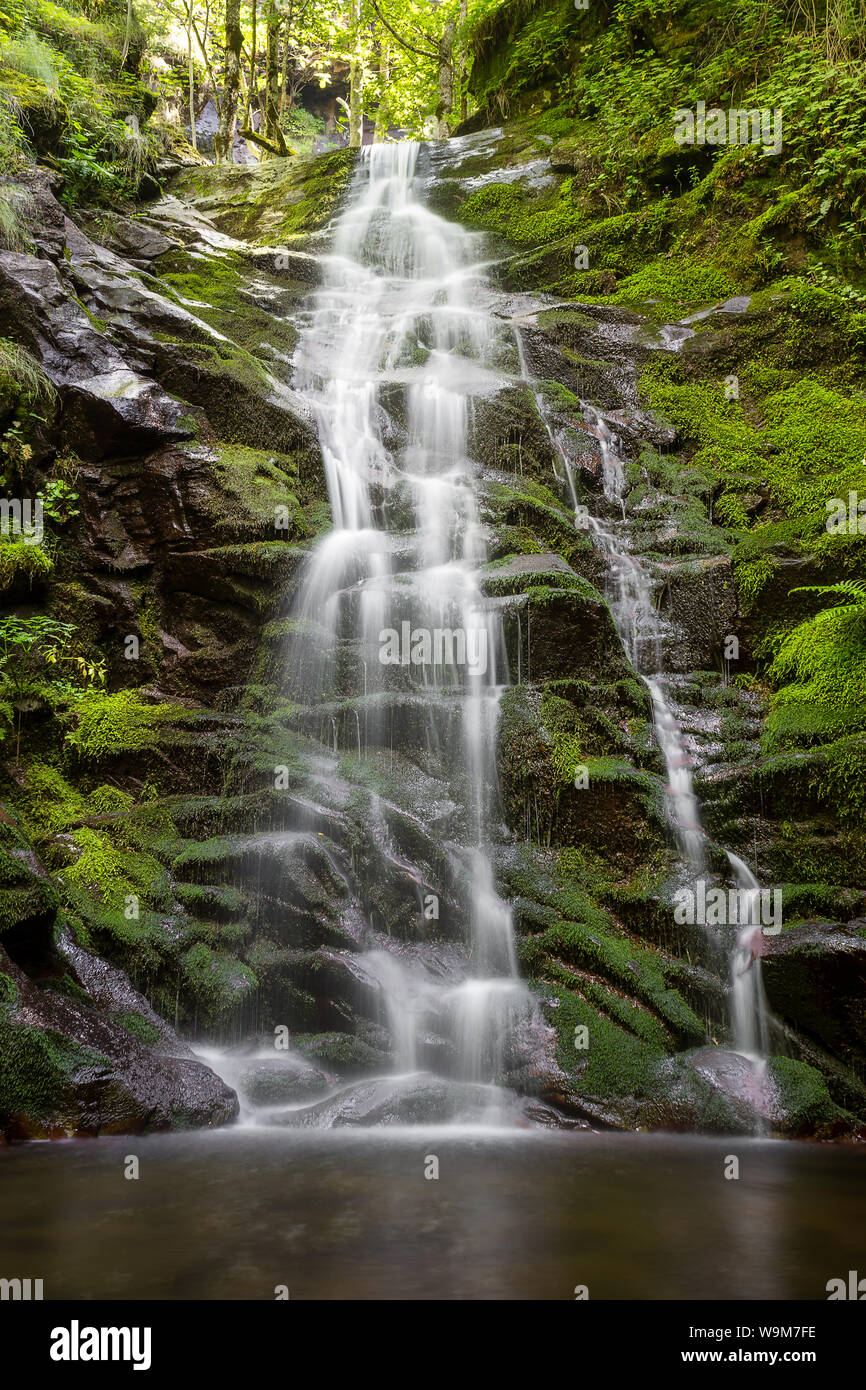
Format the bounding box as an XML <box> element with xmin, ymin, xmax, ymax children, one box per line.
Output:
<box><xmin>762</xmin><ymin>920</ymin><xmax>866</xmax><ymax>1073</ymax></box>
<box><xmin>0</xmin><ymin>947</ymin><xmax>238</xmax><ymax>1140</ymax></box>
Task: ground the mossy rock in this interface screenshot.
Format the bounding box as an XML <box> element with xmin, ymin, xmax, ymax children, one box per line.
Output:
<box><xmin>169</xmin><ymin>148</ymin><xmax>357</xmax><ymax>247</ymax></box>
<box><xmin>0</xmin><ymin>71</ymin><xmax>68</xmax><ymax>153</ymax></box>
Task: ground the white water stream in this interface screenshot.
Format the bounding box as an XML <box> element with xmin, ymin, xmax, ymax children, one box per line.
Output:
<box><xmin>279</xmin><ymin>142</ymin><xmax>534</xmax><ymax>1113</ymax></box>
<box><xmin>522</xmin><ymin>367</ymin><xmax>773</xmax><ymax>1075</ymax></box>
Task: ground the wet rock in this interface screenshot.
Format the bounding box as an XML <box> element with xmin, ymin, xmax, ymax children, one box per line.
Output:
<box><xmin>677</xmin><ymin>1048</ymin><xmax>860</xmax><ymax>1139</ymax></box>
<box><xmin>762</xmin><ymin>921</ymin><xmax>866</xmax><ymax>1074</ymax></box>
<box><xmin>58</xmin><ymin>932</ymin><xmax>190</xmax><ymax>1058</ymax></box>
<box><xmin>166</xmin><ymin>149</ymin><xmax>357</xmax><ymax>248</ymax></box>
<box><xmin>480</xmin><ymin>550</ymin><xmax>577</xmax><ymax>593</ymax></box>
<box><xmin>270</xmin><ymin>1073</ymin><xmax>543</xmax><ymax>1127</ymax></box>
<box><xmin>0</xmin><ymin>947</ymin><xmax>238</xmax><ymax>1140</ymax></box>
<box><xmin>654</xmin><ymin>554</ymin><xmax>739</xmax><ymax>672</ymax></box>
<box><xmin>80</xmin><ymin>212</ymin><xmax>175</xmax><ymax>267</ymax></box>
<box><xmin>233</xmin><ymin>1056</ymin><xmax>333</xmax><ymax>1106</ymax></box>
<box><xmin>517</xmin><ymin>581</ymin><xmax>631</xmax><ymax>684</ymax></box>
<box><xmin>0</xmin><ymin>250</ymin><xmax>190</xmax><ymax>457</ymax></box>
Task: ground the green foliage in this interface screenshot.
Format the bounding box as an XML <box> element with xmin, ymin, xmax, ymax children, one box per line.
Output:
<box><xmin>279</xmin><ymin>104</ymin><xmax>324</xmax><ymax>154</ymax></box>
<box><xmin>2</xmin><ymin>27</ymin><xmax>61</xmax><ymax>86</ymax></box>
<box><xmin>38</xmin><ymin>476</ymin><xmax>79</xmax><ymax>521</ymax></box>
<box><xmin>0</xmin><ymin>536</ymin><xmax>52</xmax><ymax>591</ymax></box>
<box><xmin>0</xmin><ymin>0</ymin><xmax>158</xmax><ymax>203</ymax></box>
<box><xmin>0</xmin><ymin>180</ymin><xmax>36</xmax><ymax>247</ymax></box>
<box><xmin>0</xmin><ymin>335</ymin><xmax>54</xmax><ymax>412</ymax></box>
<box><xmin>0</xmin><ymin>614</ymin><xmax>74</xmax><ymax>697</ymax></box>
<box><xmin>763</xmin><ymin>581</ymin><xmax>866</xmax><ymax>749</ymax></box>
<box><xmin>467</xmin><ymin>0</ymin><xmax>866</xmax><ymax>280</ymax></box>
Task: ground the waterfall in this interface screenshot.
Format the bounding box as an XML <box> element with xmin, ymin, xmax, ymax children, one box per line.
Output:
<box><xmin>728</xmin><ymin>851</ymin><xmax>771</xmax><ymax>1062</ymax></box>
<box><xmin>520</xmin><ymin>350</ymin><xmax>773</xmax><ymax>1090</ymax></box>
<box><xmin>269</xmin><ymin>142</ymin><xmax>538</xmax><ymax>1122</ymax></box>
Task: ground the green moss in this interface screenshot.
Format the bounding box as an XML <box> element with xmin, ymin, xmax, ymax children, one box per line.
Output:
<box><xmin>19</xmin><ymin>762</ymin><xmax>87</xmax><ymax>840</ymax></box>
<box><xmin>61</xmin><ymin>827</ymin><xmax>169</xmax><ymax>911</ymax></box>
<box><xmin>87</xmin><ymin>784</ymin><xmax>135</xmax><ymax>816</ymax></box>
<box><xmin>181</xmin><ymin>942</ymin><xmax>257</xmax><ymax>1021</ymax></box>
<box><xmin>159</xmin><ymin>251</ymin><xmax>299</xmax><ymax>360</ymax></box>
<box><xmin>608</xmin><ymin>255</ymin><xmax>738</xmax><ymax>318</ymax></box>
<box><xmin>111</xmin><ymin>1010</ymin><xmax>160</xmax><ymax>1045</ymax></box>
<box><xmin>767</xmin><ymin>1056</ymin><xmax>851</xmax><ymax>1136</ymax></box>
<box><xmin>481</xmin><ymin>554</ymin><xmax>596</xmax><ymax>598</ymax></box>
<box><xmin>525</xmin><ymin>914</ymin><xmax>705</xmax><ymax>1045</ymax></box>
<box><xmin>0</xmin><ymin>1012</ymin><xmax>110</xmax><ymax>1134</ymax></box>
<box><xmin>172</xmin><ymin>148</ymin><xmax>357</xmax><ymax>246</ymax></box>
<box><xmin>458</xmin><ymin>178</ymin><xmax>582</xmax><ymax>248</ymax></box>
<box><xmin>0</xmin><ymin>538</ymin><xmax>52</xmax><ymax>590</ymax></box>
<box><xmin>65</xmin><ymin>690</ymin><xmax>185</xmax><ymax>759</ymax></box>
<box><xmin>206</xmin><ymin>444</ymin><xmax>302</xmax><ymax>540</ymax></box>
<box><xmin>543</xmin><ymin>980</ymin><xmax>669</xmax><ymax>1099</ymax></box>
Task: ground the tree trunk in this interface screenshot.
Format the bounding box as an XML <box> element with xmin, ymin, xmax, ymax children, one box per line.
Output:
<box><xmin>214</xmin><ymin>0</ymin><xmax>242</xmax><ymax>164</ymax></box>
<box><xmin>436</xmin><ymin>15</ymin><xmax>456</xmax><ymax>139</ymax></box>
<box><xmin>348</xmin><ymin>0</ymin><xmax>364</xmax><ymax>148</ymax></box>
<box><xmin>278</xmin><ymin>0</ymin><xmax>294</xmax><ymax>115</ymax></box>
<box><xmin>188</xmin><ymin>18</ymin><xmax>197</xmax><ymax>150</ymax></box>
<box><xmin>120</xmin><ymin>0</ymin><xmax>133</xmax><ymax>66</ymax></box>
<box><xmin>459</xmin><ymin>0</ymin><xmax>468</xmax><ymax>123</ymax></box>
<box><xmin>243</xmin><ymin>0</ymin><xmax>257</xmax><ymax>131</ymax></box>
<box><xmin>259</xmin><ymin>4</ymin><xmax>288</xmax><ymax>159</ymax></box>
<box><xmin>373</xmin><ymin>40</ymin><xmax>390</xmax><ymax>142</ymax></box>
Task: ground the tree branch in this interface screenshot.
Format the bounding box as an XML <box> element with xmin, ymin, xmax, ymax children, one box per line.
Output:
<box><xmin>240</xmin><ymin>125</ymin><xmax>293</xmax><ymax>156</ymax></box>
<box><xmin>368</xmin><ymin>0</ymin><xmax>438</xmax><ymax>61</ymax></box>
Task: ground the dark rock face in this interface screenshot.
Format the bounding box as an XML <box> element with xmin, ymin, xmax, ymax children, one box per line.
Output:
<box><xmin>0</xmin><ymin>248</ymin><xmax>189</xmax><ymax>457</ymax></box>
<box><xmin>0</xmin><ymin>168</ymin><xmax>338</xmax><ymax>1139</ymax></box>
<box><xmin>762</xmin><ymin>921</ymin><xmax>866</xmax><ymax>1072</ymax></box>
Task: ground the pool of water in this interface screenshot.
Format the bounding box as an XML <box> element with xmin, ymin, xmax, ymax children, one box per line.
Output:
<box><xmin>1</xmin><ymin>1129</ymin><xmax>863</xmax><ymax>1299</ymax></box>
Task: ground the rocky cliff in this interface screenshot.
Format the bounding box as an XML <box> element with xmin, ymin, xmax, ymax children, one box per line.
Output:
<box><xmin>1</xmin><ymin>112</ymin><xmax>863</xmax><ymax>1139</ymax></box>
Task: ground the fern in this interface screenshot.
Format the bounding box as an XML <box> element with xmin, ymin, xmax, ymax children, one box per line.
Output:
<box><xmin>763</xmin><ymin>579</ymin><xmax>866</xmax><ymax>749</ymax></box>
<box><xmin>789</xmin><ymin>580</ymin><xmax>866</xmax><ymax>604</ymax></box>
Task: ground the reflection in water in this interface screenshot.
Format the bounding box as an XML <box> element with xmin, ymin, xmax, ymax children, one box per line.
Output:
<box><xmin>1</xmin><ymin>1131</ymin><xmax>863</xmax><ymax>1299</ymax></box>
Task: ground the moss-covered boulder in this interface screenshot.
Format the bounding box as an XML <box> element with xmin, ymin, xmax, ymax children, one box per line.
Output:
<box><xmin>0</xmin><ymin>949</ymin><xmax>238</xmax><ymax>1139</ymax></box>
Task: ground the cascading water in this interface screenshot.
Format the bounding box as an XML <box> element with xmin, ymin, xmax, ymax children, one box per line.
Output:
<box><xmin>521</xmin><ymin>355</ymin><xmax>773</xmax><ymax>1096</ymax></box>
<box><xmin>239</xmin><ymin>141</ymin><xmax>543</xmax><ymax>1124</ymax></box>
<box><xmin>728</xmin><ymin>851</ymin><xmax>771</xmax><ymax>1063</ymax></box>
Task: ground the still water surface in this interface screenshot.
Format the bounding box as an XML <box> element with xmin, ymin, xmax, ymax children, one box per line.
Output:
<box><xmin>1</xmin><ymin>1129</ymin><xmax>863</xmax><ymax>1299</ymax></box>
